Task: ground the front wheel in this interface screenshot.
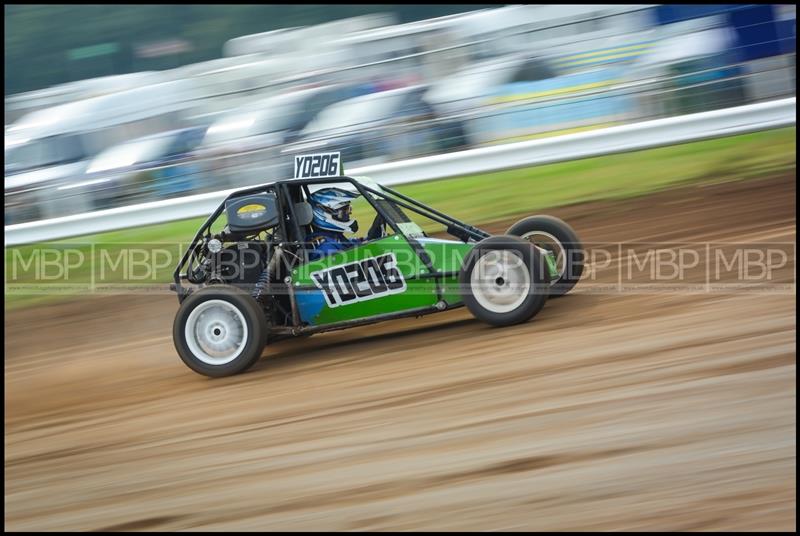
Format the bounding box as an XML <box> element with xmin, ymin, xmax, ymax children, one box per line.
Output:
<box><xmin>173</xmin><ymin>285</ymin><xmax>268</xmax><ymax>377</ymax></box>
<box><xmin>506</xmin><ymin>215</ymin><xmax>584</xmax><ymax>297</ymax></box>
<box><xmin>460</xmin><ymin>236</ymin><xmax>550</xmax><ymax>327</ymax></box>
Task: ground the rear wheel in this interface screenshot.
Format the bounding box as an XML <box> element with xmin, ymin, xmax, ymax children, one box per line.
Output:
<box><xmin>506</xmin><ymin>215</ymin><xmax>584</xmax><ymax>297</ymax></box>
<box><xmin>173</xmin><ymin>285</ymin><xmax>268</xmax><ymax>377</ymax></box>
<box><xmin>460</xmin><ymin>236</ymin><xmax>549</xmax><ymax>327</ymax></box>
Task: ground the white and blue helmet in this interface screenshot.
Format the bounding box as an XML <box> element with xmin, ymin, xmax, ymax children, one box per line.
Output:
<box><xmin>309</xmin><ymin>187</ymin><xmax>360</xmax><ymax>233</ymax></box>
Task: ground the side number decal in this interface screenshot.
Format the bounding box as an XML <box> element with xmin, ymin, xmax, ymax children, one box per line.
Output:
<box><xmin>310</xmin><ymin>253</ymin><xmax>407</xmax><ymax>308</ymax></box>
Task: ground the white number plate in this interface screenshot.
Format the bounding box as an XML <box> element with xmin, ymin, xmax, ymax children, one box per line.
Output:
<box><xmin>294</xmin><ymin>152</ymin><xmax>342</xmax><ymax>178</ymax></box>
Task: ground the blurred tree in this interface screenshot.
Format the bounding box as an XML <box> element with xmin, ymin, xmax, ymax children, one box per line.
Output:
<box><xmin>4</xmin><ymin>4</ymin><xmax>497</xmax><ymax>95</ymax></box>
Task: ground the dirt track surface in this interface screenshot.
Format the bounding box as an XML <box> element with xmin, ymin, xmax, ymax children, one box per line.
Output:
<box><xmin>5</xmin><ymin>175</ymin><xmax>796</xmax><ymax>531</ymax></box>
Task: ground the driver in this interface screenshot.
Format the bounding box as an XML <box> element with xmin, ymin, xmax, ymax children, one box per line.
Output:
<box><xmin>307</xmin><ymin>187</ymin><xmax>363</xmax><ymax>261</ymax></box>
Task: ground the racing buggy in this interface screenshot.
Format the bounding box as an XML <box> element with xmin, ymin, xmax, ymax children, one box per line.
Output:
<box><xmin>171</xmin><ymin>153</ymin><xmax>584</xmax><ymax>377</ymax></box>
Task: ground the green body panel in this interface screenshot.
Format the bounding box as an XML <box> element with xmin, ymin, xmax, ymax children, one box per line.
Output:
<box><xmin>544</xmin><ymin>253</ymin><xmax>558</xmax><ymax>280</ymax></box>
<box><xmin>291</xmin><ymin>236</ymin><xmax>474</xmax><ymax>326</ymax></box>
<box><xmin>291</xmin><ymin>235</ymin><xmax>557</xmax><ymax>327</ymax></box>
<box><xmin>417</xmin><ymin>238</ymin><xmax>474</xmax><ymax>306</ymax></box>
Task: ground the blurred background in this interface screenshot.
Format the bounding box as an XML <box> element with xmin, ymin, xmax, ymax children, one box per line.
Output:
<box><xmin>4</xmin><ymin>4</ymin><xmax>796</xmax><ymax>225</ymax></box>
<box><xmin>5</xmin><ymin>6</ymin><xmax>796</xmax><ymax>532</ymax></box>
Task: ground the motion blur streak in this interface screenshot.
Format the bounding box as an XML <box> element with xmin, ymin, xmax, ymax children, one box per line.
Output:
<box><xmin>5</xmin><ymin>175</ymin><xmax>795</xmax><ymax>531</ymax></box>
<box><xmin>5</xmin><ymin>5</ymin><xmax>797</xmax><ymax>225</ymax></box>
<box><xmin>4</xmin><ymin>4</ymin><xmax>796</xmax><ymax>532</ymax></box>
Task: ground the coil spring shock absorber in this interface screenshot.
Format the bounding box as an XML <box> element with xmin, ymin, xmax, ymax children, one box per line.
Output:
<box><xmin>252</xmin><ymin>246</ymin><xmax>282</xmax><ymax>304</ymax></box>
<box><xmin>252</xmin><ymin>268</ymin><xmax>271</xmax><ymax>303</ymax></box>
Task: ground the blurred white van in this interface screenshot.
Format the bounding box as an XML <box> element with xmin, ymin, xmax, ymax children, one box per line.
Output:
<box><xmin>4</xmin><ymin>71</ymin><xmax>163</xmax><ymax>125</ymax></box>
<box><xmin>4</xmin><ymin>80</ymin><xmax>192</xmax><ymax>223</ymax></box>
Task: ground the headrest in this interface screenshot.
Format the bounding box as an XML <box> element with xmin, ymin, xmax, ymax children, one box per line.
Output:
<box><xmin>294</xmin><ymin>202</ymin><xmax>314</xmax><ymax>226</ymax></box>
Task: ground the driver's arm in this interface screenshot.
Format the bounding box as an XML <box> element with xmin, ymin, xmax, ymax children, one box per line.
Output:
<box><xmin>365</xmin><ymin>214</ymin><xmax>386</xmax><ymax>241</ymax></box>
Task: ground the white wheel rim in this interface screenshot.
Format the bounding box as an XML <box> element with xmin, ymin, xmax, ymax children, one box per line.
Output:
<box><xmin>184</xmin><ymin>299</ymin><xmax>249</xmax><ymax>366</ymax></box>
<box><xmin>520</xmin><ymin>230</ymin><xmax>566</xmax><ymax>281</ymax></box>
<box><xmin>471</xmin><ymin>249</ymin><xmax>531</xmax><ymax>314</ymax></box>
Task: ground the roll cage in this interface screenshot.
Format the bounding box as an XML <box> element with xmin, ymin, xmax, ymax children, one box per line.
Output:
<box><xmin>171</xmin><ymin>175</ymin><xmax>490</xmax><ymax>308</ymax></box>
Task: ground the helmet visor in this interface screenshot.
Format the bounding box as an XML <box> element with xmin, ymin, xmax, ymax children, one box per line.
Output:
<box><xmin>325</xmin><ymin>203</ymin><xmax>352</xmax><ymax>223</ymax></box>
